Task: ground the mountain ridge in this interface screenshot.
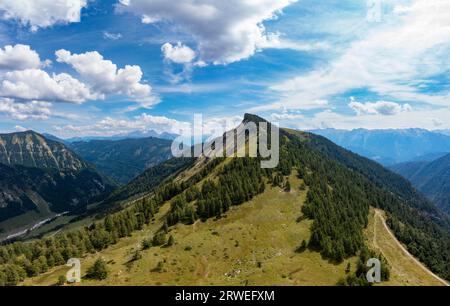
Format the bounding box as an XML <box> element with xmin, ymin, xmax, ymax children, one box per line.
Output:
<box><xmin>311</xmin><ymin>128</ymin><xmax>450</xmax><ymax>165</ymax></box>
<box><xmin>69</xmin><ymin>137</ymin><xmax>174</xmax><ymax>184</ymax></box>
<box><xmin>391</xmin><ymin>153</ymin><xmax>450</xmax><ymax>213</ymax></box>
<box><xmin>0</xmin><ymin>130</ymin><xmax>87</xmax><ymax>171</ymax></box>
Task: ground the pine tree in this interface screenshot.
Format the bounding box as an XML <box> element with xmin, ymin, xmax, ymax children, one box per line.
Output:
<box><xmin>142</xmin><ymin>238</ymin><xmax>152</xmax><ymax>250</ymax></box>
<box><xmin>167</xmin><ymin>235</ymin><xmax>175</xmax><ymax>247</ymax></box>
<box><xmin>56</xmin><ymin>275</ymin><xmax>66</xmax><ymax>286</ymax></box>
<box><xmin>285</xmin><ymin>180</ymin><xmax>291</xmax><ymax>192</ymax></box>
<box><xmin>152</xmin><ymin>233</ymin><xmax>167</xmax><ymax>246</ymax></box>
<box><xmin>162</xmin><ymin>221</ymin><xmax>169</xmax><ymax>234</ymax></box>
<box><xmin>86</xmin><ymin>259</ymin><xmax>108</xmax><ymax>280</ymax></box>
<box><xmin>345</xmin><ymin>263</ymin><xmax>351</xmax><ymax>274</ymax></box>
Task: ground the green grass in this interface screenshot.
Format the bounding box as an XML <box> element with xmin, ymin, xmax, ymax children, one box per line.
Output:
<box><xmin>24</xmin><ymin>174</ymin><xmax>355</xmax><ymax>286</ymax></box>
<box><xmin>365</xmin><ymin>208</ymin><xmax>445</xmax><ymax>286</ymax></box>
<box><xmin>24</xmin><ymin>173</ymin><xmax>443</xmax><ymax>286</ymax></box>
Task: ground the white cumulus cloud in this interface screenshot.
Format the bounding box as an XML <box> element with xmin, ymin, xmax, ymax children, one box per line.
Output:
<box><xmin>55</xmin><ymin>49</ymin><xmax>157</xmax><ymax>106</ymax></box>
<box><xmin>118</xmin><ymin>0</ymin><xmax>298</xmax><ymax>65</ymax></box>
<box><xmin>0</xmin><ymin>98</ymin><xmax>52</xmax><ymax>120</ymax></box>
<box><xmin>0</xmin><ymin>69</ymin><xmax>99</xmax><ymax>103</ymax></box>
<box><xmin>0</xmin><ymin>44</ymin><xmax>42</xmax><ymax>70</ymax></box>
<box><xmin>162</xmin><ymin>42</ymin><xmax>196</xmax><ymax>64</ymax></box>
<box><xmin>348</xmin><ymin>98</ymin><xmax>412</xmax><ymax>116</ymax></box>
<box><xmin>0</xmin><ymin>0</ymin><xmax>87</xmax><ymax>31</ymax></box>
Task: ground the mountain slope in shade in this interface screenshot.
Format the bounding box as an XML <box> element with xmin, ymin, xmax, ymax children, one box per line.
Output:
<box><xmin>391</xmin><ymin>154</ymin><xmax>450</xmax><ymax>213</ymax></box>
<box><xmin>311</xmin><ymin>128</ymin><xmax>450</xmax><ymax>165</ymax></box>
<box><xmin>69</xmin><ymin>137</ymin><xmax>174</xmax><ymax>184</ymax></box>
<box><xmin>0</xmin><ymin>163</ymin><xmax>114</xmax><ymax>222</ymax></box>
<box><xmin>106</xmin><ymin>157</ymin><xmax>195</xmax><ymax>204</ymax></box>
<box><xmin>0</xmin><ymin>131</ymin><xmax>116</xmax><ymax>236</ymax></box>
<box><xmin>42</xmin><ymin>133</ymin><xmax>68</xmax><ymax>145</ymax></box>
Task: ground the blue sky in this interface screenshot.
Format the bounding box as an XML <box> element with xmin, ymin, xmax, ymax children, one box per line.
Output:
<box><xmin>0</xmin><ymin>0</ymin><xmax>448</xmax><ymax>137</ymax></box>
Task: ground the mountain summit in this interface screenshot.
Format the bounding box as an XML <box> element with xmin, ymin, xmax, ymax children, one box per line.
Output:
<box><xmin>0</xmin><ymin>131</ymin><xmax>87</xmax><ymax>171</ymax></box>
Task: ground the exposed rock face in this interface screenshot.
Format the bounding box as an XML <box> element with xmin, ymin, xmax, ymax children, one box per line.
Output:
<box><xmin>0</xmin><ymin>131</ymin><xmax>87</xmax><ymax>170</ymax></box>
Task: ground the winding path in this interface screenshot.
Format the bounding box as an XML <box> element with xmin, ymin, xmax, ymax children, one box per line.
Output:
<box><xmin>374</xmin><ymin>210</ymin><xmax>449</xmax><ymax>286</ymax></box>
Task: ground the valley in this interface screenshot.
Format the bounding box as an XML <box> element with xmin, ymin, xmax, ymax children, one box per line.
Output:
<box><xmin>0</xmin><ymin>131</ymin><xmax>116</xmax><ymax>239</ymax></box>
<box><xmin>70</xmin><ymin>137</ymin><xmax>173</xmax><ymax>184</ymax></box>
<box><xmin>391</xmin><ymin>154</ymin><xmax>450</xmax><ymax>213</ymax></box>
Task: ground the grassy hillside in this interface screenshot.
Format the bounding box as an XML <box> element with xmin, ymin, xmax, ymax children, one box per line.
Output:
<box><xmin>23</xmin><ymin>174</ymin><xmax>354</xmax><ymax>286</ymax></box>
<box><xmin>365</xmin><ymin>208</ymin><xmax>445</xmax><ymax>286</ymax></box>
<box><xmin>24</xmin><ymin>175</ymin><xmax>444</xmax><ymax>286</ymax></box>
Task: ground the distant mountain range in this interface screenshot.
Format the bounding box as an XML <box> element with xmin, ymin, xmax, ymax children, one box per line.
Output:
<box><xmin>391</xmin><ymin>153</ymin><xmax>450</xmax><ymax>213</ymax></box>
<box><xmin>43</xmin><ymin>130</ymin><xmax>178</xmax><ymax>144</ymax></box>
<box><xmin>0</xmin><ymin>131</ymin><xmax>116</xmax><ymax>237</ymax></box>
<box><xmin>69</xmin><ymin>137</ymin><xmax>174</xmax><ymax>184</ymax></box>
<box><xmin>436</xmin><ymin>130</ymin><xmax>450</xmax><ymax>136</ymax></box>
<box><xmin>311</xmin><ymin>128</ymin><xmax>450</xmax><ymax>165</ymax></box>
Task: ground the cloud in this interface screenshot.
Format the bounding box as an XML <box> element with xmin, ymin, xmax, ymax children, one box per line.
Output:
<box><xmin>162</xmin><ymin>42</ymin><xmax>196</xmax><ymax>64</ymax></box>
<box><xmin>0</xmin><ymin>69</ymin><xmax>99</xmax><ymax>103</ymax></box>
<box><xmin>53</xmin><ymin>113</ymin><xmax>191</xmax><ymax>137</ymax></box>
<box><xmin>272</xmin><ymin>106</ymin><xmax>450</xmax><ymax>131</ymax></box>
<box><xmin>55</xmin><ymin>49</ymin><xmax>158</xmax><ymax>107</ymax></box>
<box><xmin>118</xmin><ymin>0</ymin><xmax>298</xmax><ymax>65</ymax></box>
<box><xmin>14</xmin><ymin>125</ymin><xmax>28</xmax><ymax>131</ymax></box>
<box><xmin>270</xmin><ymin>112</ymin><xmax>304</xmax><ymax>121</ymax></box>
<box><xmin>103</xmin><ymin>31</ymin><xmax>122</xmax><ymax>40</ymax></box>
<box><xmin>51</xmin><ymin>113</ymin><xmax>244</xmax><ymax>138</ymax></box>
<box><xmin>0</xmin><ymin>98</ymin><xmax>52</xmax><ymax>120</ymax></box>
<box><xmin>259</xmin><ymin>32</ymin><xmax>330</xmax><ymax>52</ymax></box>
<box><xmin>251</xmin><ymin>99</ymin><xmax>328</xmax><ymax>112</ymax></box>
<box><xmin>0</xmin><ymin>44</ymin><xmax>43</xmax><ymax>70</ymax></box>
<box><xmin>0</xmin><ymin>47</ymin><xmax>158</xmax><ymax>109</ymax></box>
<box><xmin>349</xmin><ymin>98</ymin><xmax>412</xmax><ymax>116</ymax></box>
<box><xmin>0</xmin><ymin>0</ymin><xmax>87</xmax><ymax>31</ymax></box>
<box><xmin>267</xmin><ymin>0</ymin><xmax>450</xmax><ymax>110</ymax></box>
<box><xmin>137</xmin><ymin>113</ymin><xmax>191</xmax><ymax>133</ymax></box>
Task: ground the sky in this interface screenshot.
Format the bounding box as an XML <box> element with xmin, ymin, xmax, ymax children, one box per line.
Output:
<box><xmin>0</xmin><ymin>0</ymin><xmax>448</xmax><ymax>138</ymax></box>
